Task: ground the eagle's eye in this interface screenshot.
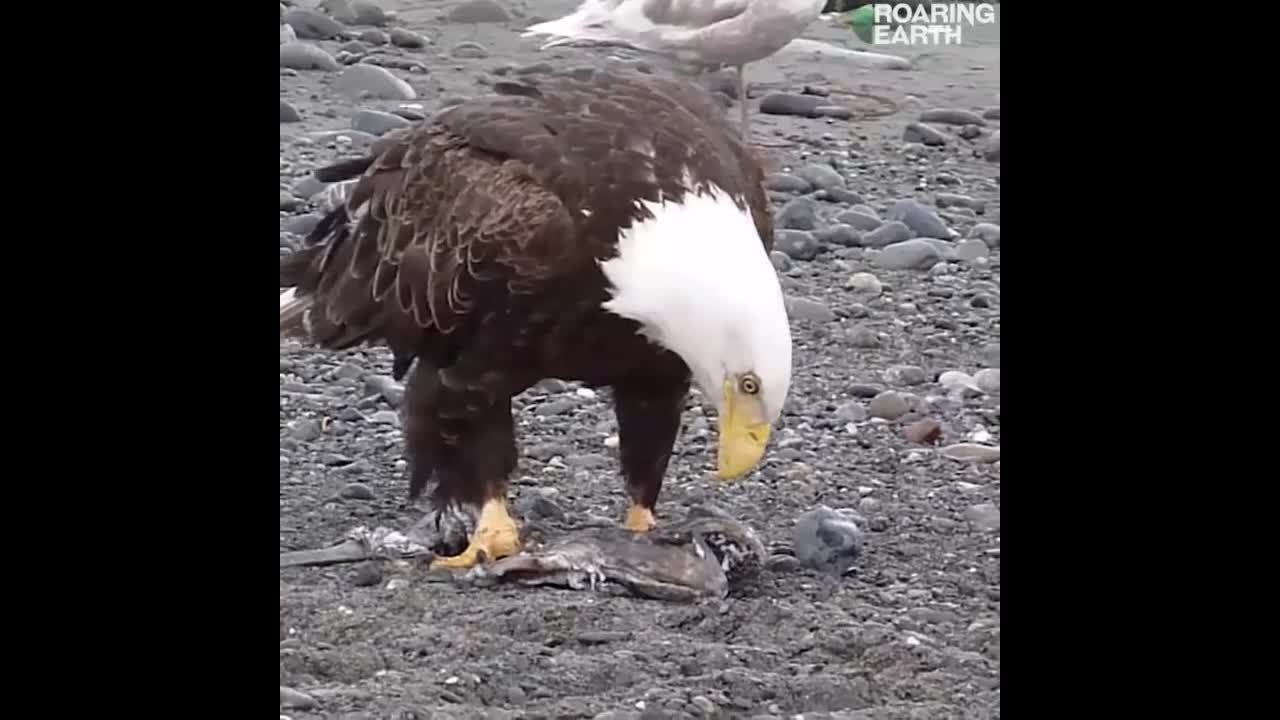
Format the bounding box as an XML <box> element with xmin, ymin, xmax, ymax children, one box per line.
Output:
<box><xmin>739</xmin><ymin>374</ymin><xmax>760</xmax><ymax>395</ymax></box>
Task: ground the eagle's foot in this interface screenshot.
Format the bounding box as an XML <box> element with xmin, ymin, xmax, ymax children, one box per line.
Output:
<box><xmin>429</xmin><ymin>498</ymin><xmax>522</xmax><ymax>570</ymax></box>
<box><xmin>623</xmin><ymin>503</ymin><xmax>656</xmax><ymax>533</ymax></box>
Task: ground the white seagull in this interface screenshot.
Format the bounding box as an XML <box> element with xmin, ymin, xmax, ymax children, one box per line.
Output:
<box><xmin>522</xmin><ymin>0</ymin><xmax>829</xmax><ymax>142</ymax></box>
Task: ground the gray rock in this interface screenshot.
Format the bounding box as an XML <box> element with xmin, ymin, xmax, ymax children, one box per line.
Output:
<box><xmin>955</xmin><ymin>239</ymin><xmax>990</xmax><ymax>263</ymax></box>
<box><xmin>360</xmin><ymin>28</ymin><xmax>389</xmax><ymax>45</ymax></box>
<box><xmin>869</xmin><ymin>391</ymin><xmax>909</xmax><ymax>420</ymax></box>
<box><xmin>935</xmin><ymin>193</ymin><xmax>985</xmax><ymax>213</ymax></box>
<box><xmin>370</xmin><ymin>410</ymin><xmax>400</xmax><ymax>426</ymax></box>
<box><xmin>311</xmin><ymin>129</ymin><xmax>379</xmax><ymax>148</ymax></box>
<box><xmin>973</xmin><ymin>368</ymin><xmax>1000</xmax><ymax>394</ymax></box>
<box><xmin>942</xmin><ymin>444</ymin><xmax>1001</xmax><ymax>464</ymax></box>
<box><xmin>814</xmin><ymin>224</ymin><xmax>861</xmax><ymax>247</ymax></box>
<box><xmin>983</xmin><ymin>106</ymin><xmax>1001</xmax><ymax>120</ymax></box>
<box><xmin>536</xmin><ymin>399</ymin><xmax>575</xmax><ymax>416</ymax></box>
<box><xmin>795</xmin><ymin>163</ymin><xmax>845</xmax><ymax>190</ymax></box>
<box><xmin>816</xmin><ymin>187</ymin><xmax>862</xmax><ymax>205</ymax></box>
<box><xmin>958</xmin><ymin>124</ymin><xmax>983</xmax><ymax>140</ymax></box>
<box><xmin>280</xmin><ymin>191</ymin><xmax>300</xmax><ymax>212</ymax></box>
<box><xmin>364</xmin><ymin>375</ymin><xmax>405</xmax><ymax>407</ymax></box>
<box><xmin>836</xmin><ymin>210</ymin><xmax>883</xmax><ymax>232</ymax></box>
<box><xmin>340</xmin><ymin>40</ymin><xmax>368</xmax><ymax>54</ymax></box>
<box><xmin>351</xmin><ymin>109</ymin><xmax>410</xmax><ymax>136</ymax></box>
<box><xmin>847</xmin><ymin>326</ymin><xmax>881</xmax><ymax>349</ymax></box>
<box><xmin>775</xmin><ymin>229</ymin><xmax>820</xmax><ymax>260</ymax></box>
<box><xmin>280</xmin><ymin>100</ymin><xmax>302</xmax><ymax>123</ymax></box>
<box><xmin>862</xmin><ymin>220</ymin><xmax>913</xmax><ymax>248</ymax></box>
<box><xmin>769</xmin><ymin>251</ymin><xmax>792</xmax><ymax>272</ymax></box>
<box><xmin>290</xmin><ymin>175</ymin><xmax>327</xmax><ymax>200</ymax></box>
<box><xmin>764</xmin><ymin>173</ymin><xmax>811</xmax><ymax>194</ymax></box>
<box><xmin>846</xmin><ymin>272</ymin><xmax>882</xmax><ymax>297</ymax></box>
<box><xmin>983</xmin><ymin>131</ymin><xmax>1000</xmax><ymax>162</ymax></box>
<box><xmin>785</xmin><ymin>296</ymin><xmax>836</xmax><ymax>323</ymax></box>
<box><xmin>981</xmin><ymin>342</ymin><xmax>1001</xmax><ymax>369</ymax></box>
<box><xmin>964</xmin><ymin>503</ymin><xmax>1001</xmax><ymax>532</ymax></box>
<box><xmin>885</xmin><ymin>365</ymin><xmax>927</xmax><ymax>386</ymax></box>
<box><xmin>280</xmin><ymin>23</ymin><xmax>297</xmax><ymax>44</ymax></box>
<box><xmin>691</xmin><ymin>696</ymin><xmax>717</xmax><ymax>717</ymax></box>
<box><xmin>776</xmin><ymin>197</ymin><xmax>820</xmax><ymax>230</ymax></box>
<box><xmin>903</xmin><ymin>122</ymin><xmax>949</xmax><ymax>146</ymax></box>
<box><xmin>339</xmin><ymin>482</ymin><xmax>376</xmax><ymax>500</ymax></box>
<box><xmin>759</xmin><ymin>93</ymin><xmax>824</xmax><ymax>117</ymax></box>
<box><xmin>352</xmin><ymin>561</ymin><xmax>382</xmax><ymax>587</ymax></box>
<box><xmin>279</xmin><ymin>42</ymin><xmax>340</xmax><ymax>71</ymax></box>
<box><xmin>919</xmin><ymin>108</ymin><xmax>986</xmax><ymax>126</ymax></box>
<box><xmin>390</xmin><ymin>27</ymin><xmax>429</xmax><ymax>49</ymax></box>
<box><xmin>887</xmin><ymin>199</ymin><xmax>951</xmax><ymax>239</ymax></box>
<box><xmin>968</xmin><ymin>222</ymin><xmax>1001</xmax><ymax>248</ymax></box>
<box><xmin>350</xmin><ymin>1</ymin><xmax>391</xmax><ymax>26</ymax></box>
<box><xmin>849</xmin><ymin>384</ymin><xmax>883</xmax><ymax>398</ymax></box>
<box><xmin>835</xmin><ymin>402</ymin><xmax>867</xmax><ymax>423</ymax></box>
<box><xmin>288</xmin><ymin>419</ymin><xmax>321</xmax><ymax>442</ymax></box>
<box><xmin>280</xmin><ymin>686</ymin><xmax>319</xmax><ymax>710</ymax></box>
<box><xmin>319</xmin><ymin>0</ymin><xmax>357</xmax><ymax>22</ymax></box>
<box><xmin>793</xmin><ymin>506</ymin><xmax>863</xmax><ymax>576</ymax></box>
<box><xmin>447</xmin><ymin>0</ymin><xmax>510</xmax><ymax>23</ymax></box>
<box><xmin>285</xmin><ymin>8</ymin><xmax>346</xmax><ymax>39</ymax></box>
<box><xmin>452</xmin><ymin>41</ymin><xmax>489</xmax><ymax>58</ymax></box>
<box><xmin>334</xmin><ymin>64</ymin><xmax>416</xmax><ymax>100</ymax></box>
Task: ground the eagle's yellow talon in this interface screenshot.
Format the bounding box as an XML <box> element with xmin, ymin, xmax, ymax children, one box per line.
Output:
<box><xmin>623</xmin><ymin>503</ymin><xmax>656</xmax><ymax>533</ymax></box>
<box><xmin>429</xmin><ymin>499</ymin><xmax>522</xmax><ymax>570</ymax></box>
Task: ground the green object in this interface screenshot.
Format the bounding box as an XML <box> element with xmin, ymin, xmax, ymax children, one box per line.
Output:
<box><xmin>845</xmin><ymin>6</ymin><xmax>876</xmax><ymax>44</ymax></box>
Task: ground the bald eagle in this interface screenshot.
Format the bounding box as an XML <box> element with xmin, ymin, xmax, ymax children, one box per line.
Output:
<box><xmin>279</xmin><ymin>67</ymin><xmax>792</xmax><ymax>570</ymax></box>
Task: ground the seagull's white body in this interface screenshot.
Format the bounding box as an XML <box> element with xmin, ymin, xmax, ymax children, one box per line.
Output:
<box><xmin>522</xmin><ymin>0</ymin><xmax>828</xmax><ymax>140</ymax></box>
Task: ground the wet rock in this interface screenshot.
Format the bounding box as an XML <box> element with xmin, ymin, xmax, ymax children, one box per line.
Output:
<box><xmin>887</xmin><ymin>199</ymin><xmax>951</xmax><ymax>239</ymax></box>
<box><xmin>862</xmin><ymin>221</ymin><xmax>913</xmax><ymax>248</ymax></box>
<box><xmin>447</xmin><ymin>0</ymin><xmax>510</xmax><ymax>23</ymax></box>
<box><xmin>836</xmin><ymin>209</ymin><xmax>884</xmax><ymax>232</ymax></box>
<box><xmin>334</xmin><ymin>64</ymin><xmax>416</xmax><ymax>100</ymax></box>
<box><xmin>814</xmin><ymin>224</ymin><xmax>861</xmax><ymax>247</ymax></box>
<box><xmin>919</xmin><ymin>108</ymin><xmax>986</xmax><ymax>126</ymax></box>
<box><xmin>904</xmin><ymin>122</ymin><xmax>948</xmax><ymax>146</ymax></box>
<box><xmin>964</xmin><ymin>503</ymin><xmax>1001</xmax><ymax>531</ymax></box>
<box><xmin>390</xmin><ymin>27</ymin><xmax>429</xmax><ymax>49</ymax></box>
<box><xmin>785</xmin><ymin>296</ymin><xmax>836</xmax><ymax>323</ymax></box>
<box><xmin>874</xmin><ymin>239</ymin><xmax>951</xmax><ymax>270</ymax></box>
<box><xmin>339</xmin><ymin>482</ymin><xmax>376</xmax><ymax>500</ymax></box>
<box><xmin>280</xmin><ymin>100</ymin><xmax>302</xmax><ymax>123</ymax></box>
<box><xmin>983</xmin><ymin>131</ymin><xmax>1001</xmax><ymax>162</ymax></box>
<box><xmin>793</xmin><ymin>506</ymin><xmax>863</xmax><ymax>576</ymax></box>
<box><xmin>285</xmin><ymin>8</ymin><xmax>346</xmax><ymax>39</ymax></box>
<box><xmin>869</xmin><ymin>391</ymin><xmax>909</xmax><ymax>420</ymax></box>
<box><xmin>280</xmin><ymin>42</ymin><xmax>340</xmax><ymax>71</ymax></box>
<box><xmin>759</xmin><ymin>93</ymin><xmax>824</xmax><ymax>117</ymax></box>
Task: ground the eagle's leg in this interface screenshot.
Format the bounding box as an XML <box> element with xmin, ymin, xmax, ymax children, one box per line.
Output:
<box><xmin>614</xmin><ymin>381</ymin><xmax>690</xmax><ymax>533</ymax></box>
<box><xmin>405</xmin><ymin>363</ymin><xmax>523</xmax><ymax>570</ymax></box>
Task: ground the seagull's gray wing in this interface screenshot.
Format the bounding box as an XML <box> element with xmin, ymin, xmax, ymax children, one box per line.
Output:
<box><xmin>640</xmin><ymin>0</ymin><xmax>751</xmax><ymax>28</ymax></box>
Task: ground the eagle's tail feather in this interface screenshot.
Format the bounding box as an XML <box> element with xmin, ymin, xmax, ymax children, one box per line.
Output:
<box><xmin>280</xmin><ymin>288</ymin><xmax>313</xmax><ymax>338</ymax></box>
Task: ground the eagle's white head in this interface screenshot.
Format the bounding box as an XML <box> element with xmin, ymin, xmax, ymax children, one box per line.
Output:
<box><xmin>600</xmin><ymin>182</ymin><xmax>793</xmax><ymax>480</ymax></box>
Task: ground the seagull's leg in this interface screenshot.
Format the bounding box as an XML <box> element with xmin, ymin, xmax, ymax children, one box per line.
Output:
<box><xmin>736</xmin><ymin>64</ymin><xmax>751</xmax><ymax>142</ymax></box>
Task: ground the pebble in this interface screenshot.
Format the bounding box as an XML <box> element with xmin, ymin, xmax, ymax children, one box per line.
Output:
<box><xmin>280</xmin><ymin>191</ymin><xmax>299</xmax><ymax>212</ymax></box>
<box><xmin>849</xmin><ymin>383</ymin><xmax>883</xmax><ymax>398</ymax></box>
<box><xmin>389</xmin><ymin>27</ymin><xmax>429</xmax><ymax>49</ymax></box>
<box><xmin>759</xmin><ymin>92</ymin><xmax>824</xmax><ymax>117</ymax></box>
<box><xmin>352</xmin><ymin>561</ymin><xmax>382</xmax><ymax>587</ymax></box>
<box><xmin>809</xmin><ymin>225</ymin><xmax>859</xmax><ymax>249</ymax></box>
<box><xmin>973</xmin><ymin>368</ymin><xmax>1001</xmax><ymax>394</ymax></box>
<box><xmin>794</xmin><ymin>163</ymin><xmax>845</xmax><ymax>190</ymax></box>
<box><xmin>774</xmin><ymin>229</ymin><xmax>820</xmax><ymax>260</ymax></box>
<box><xmin>280</xmin><ymin>23</ymin><xmax>297</xmax><ymax>44</ymax></box>
<box><xmin>862</xmin><ymin>220</ymin><xmax>913</xmax><ymax>248</ymax></box>
<box><xmin>351</xmin><ymin>109</ymin><xmax>410</xmax><ymax>136</ymax></box>
<box><xmin>691</xmin><ymin>697</ymin><xmax>717</xmax><ymax>716</ymax></box>
<box><xmin>359</xmin><ymin>29</ymin><xmax>389</xmax><ymax>45</ymax></box>
<box><xmin>869</xmin><ymin>391</ymin><xmax>909</xmax><ymax>420</ymax></box>
<box><xmin>784</xmin><ymin>296</ymin><xmax>836</xmax><ymax>323</ymax></box>
<box><xmin>339</xmin><ymin>482</ymin><xmax>376</xmax><ymax>500</ymax></box>
<box><xmin>919</xmin><ymin>108</ymin><xmax>986</xmax><ymax>126</ymax></box>
<box><xmin>349</xmin><ymin>1</ymin><xmax>390</xmax><ymax>26</ymax></box>
<box><xmin>776</xmin><ymin>197</ymin><xmax>819</xmax><ymax>230</ymax></box>
<box><xmin>958</xmin><ymin>124</ymin><xmax>983</xmax><ymax>140</ymax></box>
<box><xmin>964</xmin><ymin>503</ymin><xmax>1001</xmax><ymax>532</ymax></box>
<box><xmin>764</xmin><ymin>173</ymin><xmax>811</xmax><ymax>194</ymax></box>
<box><xmin>983</xmin><ymin>106</ymin><xmax>1001</xmax><ymax>120</ymax></box>
<box><xmin>846</xmin><ymin>272</ymin><xmax>882</xmax><ymax>297</ymax></box>
<box><xmin>370</xmin><ymin>410</ymin><xmax>400</xmax><ymax>426</ymax></box>
<box><xmin>835</xmin><ymin>402</ymin><xmax>867</xmax><ymax>423</ymax></box>
<box><xmin>793</xmin><ymin>506</ymin><xmax>862</xmax><ymax>576</ymax></box>
<box><xmin>280</xmin><ymin>42</ymin><xmax>340</xmax><ymax>71</ymax></box>
<box><xmin>363</xmin><ymin>375</ymin><xmax>404</xmax><ymax>407</ymax></box>
<box><xmin>284</xmin><ymin>8</ymin><xmax>346</xmax><ymax>40</ymax></box>
<box><xmin>769</xmin><ymin>251</ymin><xmax>792</xmax><ymax>272</ymax></box>
<box><xmin>536</xmin><ymin>400</ymin><xmax>575</xmax><ymax>416</ymax></box>
<box><xmin>335</xmin><ymin>64</ymin><xmax>416</xmax><ymax>100</ymax></box>
<box><xmin>940</xmin><ymin>444</ymin><xmax>1001</xmax><ymax>464</ymax></box>
<box><xmin>874</xmin><ymin>239</ymin><xmax>950</xmax><ymax>270</ymax></box>
<box><xmin>836</xmin><ymin>210</ymin><xmax>883</xmax><ymax>232</ymax></box>
<box><xmin>452</xmin><ymin>41</ymin><xmax>489</xmax><ymax>58</ymax></box>
<box><xmin>885</xmin><ymin>365</ymin><xmax>927</xmax><ymax>386</ymax></box>
<box><xmin>288</xmin><ymin>419</ymin><xmax>322</xmax><ymax>442</ymax></box>
<box><xmin>983</xmin><ymin>131</ymin><xmax>1001</xmax><ymax>162</ymax></box>
<box><xmin>903</xmin><ymin>122</ymin><xmax>949</xmax><ymax>146</ymax></box>
<box><xmin>934</xmin><ymin>193</ymin><xmax>985</xmax><ymax>213</ymax></box>
<box><xmin>968</xmin><ymin>222</ymin><xmax>1001</xmax><ymax>248</ymax></box>
<box><xmin>847</xmin><ymin>326</ymin><xmax>881</xmax><ymax>348</ymax></box>
<box><xmin>955</xmin><ymin>239</ymin><xmax>990</xmax><ymax>263</ymax></box>
<box><xmin>888</xmin><ymin>199</ymin><xmax>951</xmax><ymax>239</ymax></box>
<box><xmin>447</xmin><ymin>0</ymin><xmax>510</xmax><ymax>23</ymax></box>
<box><xmin>289</xmin><ymin>175</ymin><xmax>326</xmax><ymax>200</ymax></box>
<box><xmin>280</xmin><ymin>100</ymin><xmax>302</xmax><ymax>123</ymax></box>
<box><xmin>280</xmin><ymin>687</ymin><xmax>319</xmax><ymax>710</ymax></box>
<box><xmin>904</xmin><ymin>417</ymin><xmax>943</xmax><ymax>444</ymax></box>
<box><xmin>816</xmin><ymin>187</ymin><xmax>862</xmax><ymax>205</ymax></box>
<box><xmin>938</xmin><ymin>370</ymin><xmax>976</xmax><ymax>391</ymax></box>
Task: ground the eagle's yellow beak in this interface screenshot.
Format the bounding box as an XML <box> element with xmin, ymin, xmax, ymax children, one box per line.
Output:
<box><xmin>716</xmin><ymin>378</ymin><xmax>772</xmax><ymax>480</ymax></box>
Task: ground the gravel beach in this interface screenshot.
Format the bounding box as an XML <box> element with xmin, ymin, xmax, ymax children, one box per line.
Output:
<box><xmin>280</xmin><ymin>2</ymin><xmax>1001</xmax><ymax>718</ymax></box>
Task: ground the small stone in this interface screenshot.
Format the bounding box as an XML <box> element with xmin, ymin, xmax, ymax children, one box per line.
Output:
<box><xmin>536</xmin><ymin>399</ymin><xmax>574</xmax><ymax>416</ymax></box>
<box><xmin>816</xmin><ymin>187</ymin><xmax>862</xmax><ymax>205</ymax></box>
<box><xmin>814</xmin><ymin>105</ymin><xmax>853</xmax><ymax>119</ymax></box>
<box><xmin>350</xmin><ymin>1</ymin><xmax>391</xmax><ymax>26</ymax></box>
<box><xmin>351</xmin><ymin>109</ymin><xmax>410</xmax><ymax>136</ymax></box>
<box><xmin>280</xmin><ymin>23</ymin><xmax>297</xmax><ymax>44</ymax></box>
<box><xmin>691</xmin><ymin>696</ymin><xmax>717</xmax><ymax>716</ymax></box>
<box><xmin>813</xmin><ymin>224</ymin><xmax>861</xmax><ymax>248</ymax></box>
<box><xmin>793</xmin><ymin>506</ymin><xmax>862</xmax><ymax>576</ymax></box>
<box><xmin>983</xmin><ymin>106</ymin><xmax>1001</xmax><ymax>120</ymax></box>
<box><xmin>847</xmin><ymin>326</ymin><xmax>880</xmax><ymax>348</ymax></box>
<box><xmin>769</xmin><ymin>251</ymin><xmax>792</xmax><ymax>272</ymax></box>
<box><xmin>846</xmin><ymin>272</ymin><xmax>882</xmax><ymax>297</ymax></box>
<box><xmin>971</xmin><ymin>293</ymin><xmax>995</xmax><ymax>309</ymax></box>
<box><xmin>968</xmin><ymin>222</ymin><xmax>1001</xmax><ymax>248</ymax></box>
<box><xmin>919</xmin><ymin>108</ymin><xmax>986</xmax><ymax>126</ymax></box>
<box><xmin>784</xmin><ymin>296</ymin><xmax>836</xmax><ymax>323</ymax></box>
<box><xmin>935</xmin><ymin>193</ymin><xmax>985</xmax><ymax>213</ymax></box>
<box><xmin>958</xmin><ymin>124</ymin><xmax>983</xmax><ymax>140</ymax></box>
<box><xmin>451</xmin><ymin>41</ymin><xmax>489</xmax><ymax>58</ymax></box>
<box><xmin>886</xmin><ymin>365</ymin><xmax>927</xmax><ymax>386</ymax></box>
<box><xmin>364</xmin><ymin>375</ymin><xmax>405</xmax><ymax>407</ymax></box>
<box><xmin>863</xmin><ymin>220</ymin><xmax>913</xmax><ymax>248</ymax></box>
<box><xmin>869</xmin><ymin>391</ymin><xmax>909</xmax><ymax>420</ymax></box>
<box><xmin>888</xmin><ymin>199</ymin><xmax>951</xmax><ymax>239</ymax></box>
<box><xmin>289</xmin><ymin>419</ymin><xmax>322</xmax><ymax>442</ymax></box>
<box><xmin>359</xmin><ymin>29</ymin><xmax>389</xmax><ymax>45</ymax></box>
<box><xmin>776</xmin><ymin>197</ymin><xmax>820</xmax><ymax>230</ymax></box>
<box><xmin>874</xmin><ymin>239</ymin><xmax>951</xmax><ymax>270</ymax></box>
<box><xmin>964</xmin><ymin>503</ymin><xmax>1001</xmax><ymax>531</ymax></box>
<box><xmin>903</xmin><ymin>122</ymin><xmax>949</xmax><ymax>146</ymax></box>
<box><xmin>774</xmin><ymin>229</ymin><xmax>820</xmax><ymax>260</ymax></box>
<box><xmin>764</xmin><ymin>173</ymin><xmax>811</xmax><ymax>194</ymax></box>
<box><xmin>836</xmin><ymin>210</ymin><xmax>884</xmax><ymax>232</ymax></box>
<box><xmin>290</xmin><ymin>175</ymin><xmax>326</xmax><ymax>200</ymax></box>
<box><xmin>389</xmin><ymin>27</ymin><xmax>429</xmax><ymax>49</ymax></box>
<box><xmin>835</xmin><ymin>402</ymin><xmax>867</xmax><ymax>423</ymax></box>
<box><xmin>983</xmin><ymin>131</ymin><xmax>1000</xmax><ymax>162</ymax></box>
<box><xmin>280</xmin><ymin>99</ymin><xmax>301</xmax><ymax>123</ymax></box>
<box><xmin>759</xmin><ymin>92</ymin><xmax>824</xmax><ymax>117</ymax></box>
<box><xmin>973</xmin><ymin>368</ymin><xmax>1001</xmax><ymax>394</ymax></box>
<box><xmin>352</xmin><ymin>561</ymin><xmax>382</xmax><ymax>587</ymax></box>
<box><xmin>280</xmin><ymin>687</ymin><xmax>319</xmax><ymax>710</ymax></box>
<box><xmin>370</xmin><ymin>410</ymin><xmax>400</xmax><ymax>426</ymax></box>
<box><xmin>280</xmin><ymin>42</ymin><xmax>341</xmax><ymax>71</ymax></box>
<box><xmin>794</xmin><ymin>163</ymin><xmax>845</xmax><ymax>190</ymax></box>
<box><xmin>849</xmin><ymin>383</ymin><xmax>883</xmax><ymax>398</ymax></box>
<box><xmin>335</xmin><ymin>64</ymin><xmax>416</xmax><ymax>100</ymax></box>
<box><xmin>981</xmin><ymin>343</ymin><xmax>1001</xmax><ymax>369</ymax></box>
<box><xmin>280</xmin><ymin>190</ymin><xmax>300</xmax><ymax>212</ymax></box>
<box><xmin>285</xmin><ymin>8</ymin><xmax>346</xmax><ymax>40</ymax></box>
<box><xmin>447</xmin><ymin>0</ymin><xmax>510</xmax><ymax>23</ymax></box>
<box><xmin>904</xmin><ymin>417</ymin><xmax>942</xmax><ymax>444</ymax></box>
<box><xmin>956</xmin><ymin>239</ymin><xmax>990</xmax><ymax>263</ymax></box>
<box><xmin>941</xmin><ymin>444</ymin><xmax>1001</xmax><ymax>464</ymax></box>
<box><xmin>938</xmin><ymin>371</ymin><xmax>976</xmax><ymax>391</ymax></box>
<box><xmin>339</xmin><ymin>482</ymin><xmax>376</xmax><ymax>500</ymax></box>
<box><xmin>386</xmin><ymin>577</ymin><xmax>409</xmax><ymax>591</ymax></box>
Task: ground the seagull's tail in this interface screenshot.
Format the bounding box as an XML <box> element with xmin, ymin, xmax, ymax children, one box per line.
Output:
<box><xmin>521</xmin><ymin>1</ymin><xmax>624</xmax><ymax>50</ymax></box>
